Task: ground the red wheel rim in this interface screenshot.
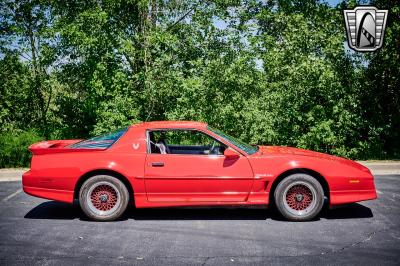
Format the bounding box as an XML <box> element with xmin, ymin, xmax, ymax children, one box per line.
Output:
<box><xmin>90</xmin><ymin>184</ymin><xmax>118</xmax><ymax>211</ymax></box>
<box><xmin>285</xmin><ymin>184</ymin><xmax>313</xmax><ymax>211</ymax></box>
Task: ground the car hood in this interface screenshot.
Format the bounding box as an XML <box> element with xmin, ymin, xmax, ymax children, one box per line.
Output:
<box><xmin>257</xmin><ymin>146</ymin><xmax>332</xmax><ymax>158</ymax></box>
<box><xmin>256</xmin><ymin>146</ymin><xmax>369</xmax><ymax>172</ymax></box>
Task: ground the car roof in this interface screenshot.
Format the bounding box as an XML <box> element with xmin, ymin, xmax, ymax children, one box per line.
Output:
<box><xmin>132</xmin><ymin>121</ymin><xmax>208</xmax><ymax>129</ymax></box>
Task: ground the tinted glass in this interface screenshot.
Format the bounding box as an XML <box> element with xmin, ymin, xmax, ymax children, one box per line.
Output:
<box><xmin>207</xmin><ymin>126</ymin><xmax>258</xmax><ymax>155</ymax></box>
<box><xmin>70</xmin><ymin>128</ymin><xmax>128</xmax><ymax>149</ymax></box>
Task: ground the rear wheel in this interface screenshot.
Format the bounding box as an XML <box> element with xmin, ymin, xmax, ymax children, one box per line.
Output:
<box><xmin>79</xmin><ymin>175</ymin><xmax>129</xmax><ymax>221</ymax></box>
<box><xmin>274</xmin><ymin>173</ymin><xmax>324</xmax><ymax>221</ymax></box>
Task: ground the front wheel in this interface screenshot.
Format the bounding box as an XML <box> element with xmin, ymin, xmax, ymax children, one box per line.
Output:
<box><xmin>79</xmin><ymin>175</ymin><xmax>129</xmax><ymax>221</ymax></box>
<box><xmin>274</xmin><ymin>174</ymin><xmax>324</xmax><ymax>221</ymax></box>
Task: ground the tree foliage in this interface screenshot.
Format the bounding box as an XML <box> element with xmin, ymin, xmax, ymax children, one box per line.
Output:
<box><xmin>0</xmin><ymin>0</ymin><xmax>399</xmax><ymax>166</ymax></box>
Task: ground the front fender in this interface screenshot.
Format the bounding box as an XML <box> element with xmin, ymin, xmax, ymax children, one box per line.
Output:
<box><xmin>248</xmin><ymin>155</ymin><xmax>376</xmax><ymax>206</ymax></box>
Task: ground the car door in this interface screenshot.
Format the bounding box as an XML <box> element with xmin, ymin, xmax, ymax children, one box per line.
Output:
<box><xmin>144</xmin><ymin>129</ymin><xmax>254</xmax><ymax>202</ymax></box>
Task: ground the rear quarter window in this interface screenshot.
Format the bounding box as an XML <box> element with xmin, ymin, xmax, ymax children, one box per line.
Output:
<box><xmin>69</xmin><ymin>128</ymin><xmax>128</xmax><ymax>149</ymax></box>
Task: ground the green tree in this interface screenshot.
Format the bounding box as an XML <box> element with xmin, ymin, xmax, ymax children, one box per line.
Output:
<box><xmin>359</xmin><ymin>0</ymin><xmax>400</xmax><ymax>158</ymax></box>
<box><xmin>0</xmin><ymin>0</ymin><xmax>57</xmax><ymax>137</ymax></box>
<box><xmin>0</xmin><ymin>0</ymin><xmax>399</xmax><ymax>167</ymax></box>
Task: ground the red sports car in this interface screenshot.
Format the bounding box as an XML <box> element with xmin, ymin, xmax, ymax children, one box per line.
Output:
<box><xmin>23</xmin><ymin>121</ymin><xmax>377</xmax><ymax>221</ymax></box>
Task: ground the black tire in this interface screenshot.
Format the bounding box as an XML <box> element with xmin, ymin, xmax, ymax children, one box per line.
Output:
<box><xmin>79</xmin><ymin>175</ymin><xmax>129</xmax><ymax>221</ymax></box>
<box><xmin>274</xmin><ymin>173</ymin><xmax>324</xmax><ymax>221</ymax></box>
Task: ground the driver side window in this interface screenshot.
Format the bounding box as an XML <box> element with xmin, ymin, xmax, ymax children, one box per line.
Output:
<box><xmin>148</xmin><ymin>130</ymin><xmax>226</xmax><ymax>155</ymax></box>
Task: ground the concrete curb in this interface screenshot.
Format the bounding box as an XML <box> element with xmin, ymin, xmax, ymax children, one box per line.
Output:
<box><xmin>358</xmin><ymin>161</ymin><xmax>400</xmax><ymax>175</ymax></box>
<box><xmin>0</xmin><ymin>169</ymin><xmax>27</xmax><ymax>182</ymax></box>
<box><xmin>0</xmin><ymin>162</ymin><xmax>399</xmax><ymax>182</ymax></box>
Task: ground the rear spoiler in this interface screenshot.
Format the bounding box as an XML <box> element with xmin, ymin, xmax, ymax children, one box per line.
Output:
<box><xmin>28</xmin><ymin>140</ymin><xmax>103</xmax><ymax>155</ymax></box>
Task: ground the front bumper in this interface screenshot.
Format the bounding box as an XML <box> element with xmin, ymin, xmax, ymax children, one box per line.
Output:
<box><xmin>330</xmin><ymin>174</ymin><xmax>377</xmax><ymax>206</ymax></box>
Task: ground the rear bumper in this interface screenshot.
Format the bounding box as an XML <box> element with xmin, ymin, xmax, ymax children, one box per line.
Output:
<box><xmin>22</xmin><ymin>171</ymin><xmax>74</xmax><ymax>203</ymax></box>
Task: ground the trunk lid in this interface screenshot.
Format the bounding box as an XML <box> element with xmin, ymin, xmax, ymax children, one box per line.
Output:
<box><xmin>28</xmin><ymin>140</ymin><xmax>103</xmax><ymax>155</ymax></box>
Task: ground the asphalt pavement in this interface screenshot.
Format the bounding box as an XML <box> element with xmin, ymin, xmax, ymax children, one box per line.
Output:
<box><xmin>0</xmin><ymin>175</ymin><xmax>399</xmax><ymax>265</ymax></box>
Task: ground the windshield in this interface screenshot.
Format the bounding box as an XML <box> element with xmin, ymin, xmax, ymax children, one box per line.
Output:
<box><xmin>207</xmin><ymin>126</ymin><xmax>258</xmax><ymax>155</ymax></box>
<box><xmin>69</xmin><ymin>128</ymin><xmax>128</xmax><ymax>149</ymax></box>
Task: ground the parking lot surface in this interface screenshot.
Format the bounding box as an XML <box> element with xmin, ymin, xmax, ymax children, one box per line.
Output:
<box><xmin>0</xmin><ymin>175</ymin><xmax>399</xmax><ymax>265</ymax></box>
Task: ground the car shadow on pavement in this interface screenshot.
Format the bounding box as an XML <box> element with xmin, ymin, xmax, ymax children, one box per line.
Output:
<box><xmin>24</xmin><ymin>201</ymin><xmax>373</xmax><ymax>221</ymax></box>
<box><xmin>24</xmin><ymin>201</ymin><xmax>85</xmax><ymax>220</ymax></box>
<box><xmin>321</xmin><ymin>203</ymin><xmax>373</xmax><ymax>219</ymax></box>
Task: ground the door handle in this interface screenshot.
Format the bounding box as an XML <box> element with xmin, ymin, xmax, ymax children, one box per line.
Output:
<box><xmin>151</xmin><ymin>162</ymin><xmax>164</xmax><ymax>167</ymax></box>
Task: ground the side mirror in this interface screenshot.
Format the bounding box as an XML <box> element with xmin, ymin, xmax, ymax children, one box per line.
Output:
<box><xmin>224</xmin><ymin>148</ymin><xmax>240</xmax><ymax>159</ymax></box>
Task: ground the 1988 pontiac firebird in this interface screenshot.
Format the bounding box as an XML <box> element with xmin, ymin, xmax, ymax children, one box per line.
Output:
<box><xmin>23</xmin><ymin>121</ymin><xmax>377</xmax><ymax>221</ymax></box>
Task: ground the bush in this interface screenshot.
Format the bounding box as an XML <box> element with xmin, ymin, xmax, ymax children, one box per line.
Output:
<box><xmin>0</xmin><ymin>131</ymin><xmax>43</xmax><ymax>168</ymax></box>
